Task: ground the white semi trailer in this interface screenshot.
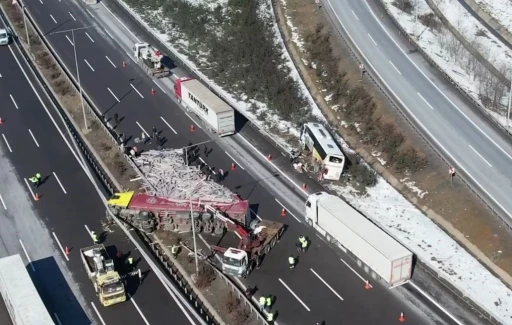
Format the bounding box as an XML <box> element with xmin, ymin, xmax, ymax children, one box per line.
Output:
<box><xmin>305</xmin><ymin>192</ymin><xmax>413</xmax><ymax>287</ymax></box>
<box><xmin>174</xmin><ymin>78</ymin><xmax>235</xmax><ymax>136</ymax></box>
<box><xmin>0</xmin><ymin>254</ymin><xmax>54</xmax><ymax>324</ymax></box>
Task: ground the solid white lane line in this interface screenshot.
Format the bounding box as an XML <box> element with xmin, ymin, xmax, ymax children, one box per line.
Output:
<box><xmin>85</xmin><ymin>9</ymin><xmax>93</xmax><ymax>17</ymax></box>
<box><xmin>28</xmin><ymin>129</ymin><xmax>40</xmax><ymax>147</ymax></box>
<box><xmin>351</xmin><ymin>10</ymin><xmax>359</xmax><ymax>21</ymax></box>
<box><xmin>224</xmin><ymin>151</ymin><xmax>245</xmax><ymax>170</ymax></box>
<box><xmin>85</xmin><ymin>32</ymin><xmax>94</xmax><ymax>43</ymax></box>
<box><xmin>130</xmin><ymin>83</ymin><xmax>144</xmax><ymax>98</ymax></box>
<box><xmin>136</xmin><ymin>121</ymin><xmax>150</xmax><ymax>137</ymax></box>
<box><xmin>23</xmin><ymin>178</ymin><xmax>36</xmax><ymax>200</ymax></box>
<box><xmin>249</xmin><ymin>208</ymin><xmax>263</xmax><ymax>221</ymax></box>
<box><xmin>0</xmin><ymin>195</ymin><xmax>6</xmax><ymax>210</ymax></box>
<box><xmin>10</xmin><ymin>94</ymin><xmax>18</xmax><ymax>109</ymax></box>
<box><xmin>19</xmin><ymin>239</ymin><xmax>35</xmax><ymax>271</ymax></box>
<box><xmin>389</xmin><ymin>60</ymin><xmax>401</xmax><ymax>75</ymax></box>
<box><xmin>469</xmin><ymin>145</ymin><xmax>492</xmax><ymax>167</ymax></box>
<box><xmin>84</xmin><ymin>59</ymin><xmax>95</xmax><ymax>72</ymax></box>
<box><xmin>367</xmin><ymin>33</ymin><xmax>377</xmax><ymax>46</ymax></box>
<box><xmin>130</xmin><ymin>296</ymin><xmax>150</xmax><ymax>325</ymax></box>
<box><xmin>183</xmin><ymin>111</ymin><xmax>202</xmax><ymax>129</ymax></box>
<box><xmin>50</xmin><ymin>14</ymin><xmax>57</xmax><ymax>24</ymax></box>
<box><xmin>68</xmin><ymin>12</ymin><xmax>76</xmax><ymax>21</ymax></box>
<box><xmin>90</xmin><ymin>302</ymin><xmax>107</xmax><ymax>325</ymax></box>
<box><xmin>2</xmin><ymin>134</ymin><xmax>12</xmax><ymax>153</ymax></box>
<box><xmin>52</xmin><ymin>232</ymin><xmax>69</xmax><ymax>261</ymax></box>
<box><xmin>275</xmin><ymin>199</ymin><xmax>302</xmax><ymax>223</ymax></box>
<box><xmin>105</xmin><ymin>56</ymin><xmax>116</xmax><ymax>68</ymax></box>
<box><xmin>237</xmin><ymin>135</ymin><xmax>307</xmax><ymax>196</ymax></box>
<box><xmin>363</xmin><ymin>2</ymin><xmax>512</xmax><ymax>163</ymax></box>
<box><xmin>66</xmin><ymin>35</ymin><xmax>74</xmax><ymax>46</ymax></box>
<box><xmin>153</xmin><ymin>80</ymin><xmax>166</xmax><ymax>93</ymax></box>
<box><xmin>310</xmin><ymin>269</ymin><xmax>344</xmax><ymax>301</ymax></box>
<box><xmin>417</xmin><ymin>92</ymin><xmax>434</xmax><ymax>110</ymax></box>
<box><xmin>278</xmin><ymin>278</ymin><xmax>310</xmax><ymax>311</ymax></box>
<box><xmin>104</xmin><ymin>29</ymin><xmax>114</xmax><ymax>39</ymax></box>
<box><xmin>53</xmin><ymin>172</ymin><xmax>67</xmax><ymax>194</ymax></box>
<box><xmin>160</xmin><ymin>116</ymin><xmax>177</xmax><ymax>134</ymax></box>
<box><xmin>409</xmin><ymin>282</ymin><xmax>464</xmax><ymax>325</ymax></box>
<box><xmin>54</xmin><ymin>313</ymin><xmax>63</xmax><ymax>325</ymax></box>
<box><xmin>199</xmin><ymin>157</ymin><xmax>206</xmax><ymax>164</ymax></box>
<box><xmin>339</xmin><ymin>257</ymin><xmax>367</xmax><ymax>282</ymax></box>
<box><xmin>100</xmin><ymin>2</ymin><xmax>141</xmax><ymax>42</ymax></box>
<box><xmin>107</xmin><ymin>87</ymin><xmax>120</xmax><ymax>102</ymax></box>
<box><xmin>84</xmin><ymin>224</ymin><xmax>93</xmax><ymax>239</ymax></box>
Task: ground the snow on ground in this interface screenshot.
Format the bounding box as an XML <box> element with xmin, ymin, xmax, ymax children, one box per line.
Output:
<box><xmin>119</xmin><ymin>0</ymin><xmax>512</xmax><ymax>321</ymax></box>
<box><xmin>474</xmin><ymin>0</ymin><xmax>512</xmax><ymax>36</ymax></box>
<box><xmin>329</xmin><ymin>180</ymin><xmax>512</xmax><ymax>323</ymax></box>
<box><xmin>433</xmin><ymin>0</ymin><xmax>512</xmax><ymax>71</ymax></box>
<box><xmin>383</xmin><ymin>0</ymin><xmax>512</xmax><ymax>131</ymax></box>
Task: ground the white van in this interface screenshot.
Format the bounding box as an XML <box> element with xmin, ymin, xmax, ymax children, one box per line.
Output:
<box><xmin>0</xmin><ymin>28</ymin><xmax>10</xmax><ymax>46</ymax></box>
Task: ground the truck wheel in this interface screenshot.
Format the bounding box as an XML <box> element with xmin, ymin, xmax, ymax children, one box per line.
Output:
<box><xmin>270</xmin><ymin>237</ymin><xmax>277</xmax><ymax>247</ymax></box>
<box><xmin>326</xmin><ymin>233</ymin><xmax>331</xmax><ymax>242</ymax></box>
<box><xmin>264</xmin><ymin>245</ymin><xmax>270</xmax><ymax>254</ymax></box>
<box><xmin>307</xmin><ymin>218</ymin><xmax>313</xmax><ymax>227</ymax></box>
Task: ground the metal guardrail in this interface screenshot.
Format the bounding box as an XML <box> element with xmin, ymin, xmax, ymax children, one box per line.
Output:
<box><xmin>109</xmin><ymin>0</ymin><xmax>294</xmax><ymax>155</ymax></box>
<box><xmin>317</xmin><ymin>0</ymin><xmax>504</xmax><ymax>323</ymax></box>
<box><xmin>2</xmin><ymin>3</ymin><xmax>229</xmax><ymax>325</ymax></box>
<box><xmin>107</xmin><ymin>1</ymin><xmax>507</xmax><ymax>323</ymax></box>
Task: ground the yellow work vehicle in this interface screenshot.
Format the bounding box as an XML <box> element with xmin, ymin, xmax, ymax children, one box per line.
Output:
<box><xmin>80</xmin><ymin>244</ymin><xmax>126</xmax><ymax>306</ymax></box>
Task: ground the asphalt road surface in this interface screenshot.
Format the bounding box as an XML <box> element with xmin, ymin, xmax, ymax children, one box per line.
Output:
<box><xmin>0</xmin><ymin>20</ymin><xmax>197</xmax><ymax>325</ymax></box>
<box><xmin>324</xmin><ymin>0</ymin><xmax>512</xmax><ymax>223</ymax></box>
<box><xmin>12</xmin><ymin>0</ymin><xmax>493</xmax><ymax>324</ymax></box>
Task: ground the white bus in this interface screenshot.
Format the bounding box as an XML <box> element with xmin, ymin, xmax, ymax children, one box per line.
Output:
<box><xmin>299</xmin><ymin>122</ymin><xmax>345</xmax><ymax>180</ymax></box>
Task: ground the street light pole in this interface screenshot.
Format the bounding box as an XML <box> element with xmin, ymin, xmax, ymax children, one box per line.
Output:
<box><xmin>19</xmin><ymin>0</ymin><xmax>30</xmax><ymax>47</ymax></box>
<box><xmin>183</xmin><ymin>139</ymin><xmax>214</xmax><ymax>280</ymax></box>
<box><xmin>508</xmin><ymin>72</ymin><xmax>512</xmax><ymax>128</ymax></box>
<box><xmin>71</xmin><ymin>29</ymin><xmax>88</xmax><ymax>131</ymax></box>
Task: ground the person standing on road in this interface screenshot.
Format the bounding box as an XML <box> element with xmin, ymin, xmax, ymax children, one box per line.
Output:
<box><xmin>152</xmin><ymin>126</ymin><xmax>158</xmax><ymax>139</ymax></box>
<box><xmin>114</xmin><ymin>113</ymin><xmax>120</xmax><ymax>125</ymax></box>
<box><xmin>265</xmin><ymin>296</ymin><xmax>272</xmax><ymax>312</ymax></box>
<box><xmin>203</xmin><ymin>144</ymin><xmax>208</xmax><ymax>157</ymax></box>
<box><xmin>258</xmin><ymin>296</ymin><xmax>266</xmax><ymax>312</ymax></box>
<box><xmin>218</xmin><ymin>168</ymin><xmax>225</xmax><ymax>182</ymax></box>
<box><xmin>266</xmin><ymin>311</ymin><xmax>274</xmax><ymax>324</ymax></box>
<box><xmin>91</xmin><ymin>231</ymin><xmax>99</xmax><ymax>244</ymax></box>
<box><xmin>29</xmin><ymin>173</ymin><xmax>42</xmax><ymax>188</ymax></box>
<box><xmin>288</xmin><ymin>255</ymin><xmax>296</xmax><ymax>269</ymax></box>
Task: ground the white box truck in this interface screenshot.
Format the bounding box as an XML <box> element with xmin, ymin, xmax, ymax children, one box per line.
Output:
<box><xmin>0</xmin><ymin>254</ymin><xmax>54</xmax><ymax>324</ymax></box>
<box><xmin>174</xmin><ymin>78</ymin><xmax>235</xmax><ymax>136</ymax></box>
<box><xmin>305</xmin><ymin>192</ymin><xmax>413</xmax><ymax>287</ymax></box>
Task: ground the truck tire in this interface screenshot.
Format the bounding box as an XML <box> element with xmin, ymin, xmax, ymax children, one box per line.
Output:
<box><xmin>270</xmin><ymin>237</ymin><xmax>277</xmax><ymax>247</ymax></box>
<box><xmin>326</xmin><ymin>233</ymin><xmax>332</xmax><ymax>242</ymax></box>
<box><xmin>264</xmin><ymin>245</ymin><xmax>271</xmax><ymax>254</ymax></box>
<box><xmin>307</xmin><ymin>218</ymin><xmax>313</xmax><ymax>227</ymax></box>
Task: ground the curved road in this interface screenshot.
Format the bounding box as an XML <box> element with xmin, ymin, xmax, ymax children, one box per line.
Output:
<box><xmin>326</xmin><ymin>0</ymin><xmax>512</xmax><ymax>222</ymax></box>
<box><xmin>9</xmin><ymin>0</ymin><xmax>492</xmax><ymax>324</ymax></box>
<box><xmin>0</xmin><ymin>17</ymin><xmax>196</xmax><ymax>325</ymax></box>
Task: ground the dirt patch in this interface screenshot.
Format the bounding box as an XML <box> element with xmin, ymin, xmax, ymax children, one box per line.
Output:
<box><xmin>1</xmin><ymin>1</ymin><xmax>140</xmax><ymax>193</ymax></box>
<box><xmin>1</xmin><ymin>4</ymin><xmax>260</xmax><ymax>324</ymax></box>
<box><xmin>274</xmin><ymin>0</ymin><xmax>512</xmax><ymax>275</ymax></box>
<box><xmin>155</xmin><ymin>230</ymin><xmax>257</xmax><ymax>325</ymax></box>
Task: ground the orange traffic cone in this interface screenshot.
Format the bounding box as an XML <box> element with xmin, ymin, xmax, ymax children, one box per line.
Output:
<box><xmin>151</xmin><ymin>88</ymin><xmax>156</xmax><ymax>95</ymax></box>
<box><xmin>302</xmin><ymin>183</ymin><xmax>307</xmax><ymax>190</ymax></box>
<box><xmin>34</xmin><ymin>193</ymin><xmax>40</xmax><ymax>201</ymax></box>
<box><xmin>280</xmin><ymin>208</ymin><xmax>286</xmax><ymax>217</ymax></box>
<box><xmin>365</xmin><ymin>280</ymin><xmax>371</xmax><ymax>289</ymax></box>
<box><xmin>65</xmin><ymin>246</ymin><xmax>70</xmax><ymax>255</ymax></box>
<box><xmin>0</xmin><ymin>117</ymin><xmax>3</xmax><ymax>124</ymax></box>
<box><xmin>122</xmin><ymin>60</ymin><xmax>127</xmax><ymax>68</ymax></box>
<box><xmin>267</xmin><ymin>154</ymin><xmax>272</xmax><ymax>161</ymax></box>
<box><xmin>399</xmin><ymin>312</ymin><xmax>405</xmax><ymax>322</ymax></box>
<box><xmin>231</xmin><ymin>163</ymin><xmax>236</xmax><ymax>171</ymax></box>
<box><xmin>190</xmin><ymin>125</ymin><xmax>195</xmax><ymax>132</ymax></box>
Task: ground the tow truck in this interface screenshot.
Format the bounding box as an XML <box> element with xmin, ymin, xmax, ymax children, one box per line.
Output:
<box><xmin>133</xmin><ymin>42</ymin><xmax>170</xmax><ymax>78</ymax></box>
<box><xmin>80</xmin><ymin>244</ymin><xmax>126</xmax><ymax>306</ymax></box>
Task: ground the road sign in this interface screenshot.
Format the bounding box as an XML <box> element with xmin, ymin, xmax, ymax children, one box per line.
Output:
<box><xmin>359</xmin><ymin>64</ymin><xmax>364</xmax><ymax>69</ymax></box>
<box><xmin>449</xmin><ymin>167</ymin><xmax>455</xmax><ymax>175</ymax></box>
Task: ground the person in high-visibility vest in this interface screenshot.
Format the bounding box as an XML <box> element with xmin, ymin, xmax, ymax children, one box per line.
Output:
<box><xmin>258</xmin><ymin>296</ymin><xmax>266</xmax><ymax>311</ymax></box>
<box><xmin>288</xmin><ymin>255</ymin><xmax>295</xmax><ymax>269</ymax></box>
<box><xmin>265</xmin><ymin>296</ymin><xmax>272</xmax><ymax>312</ymax></box>
<box><xmin>266</xmin><ymin>311</ymin><xmax>274</xmax><ymax>323</ymax></box>
<box><xmin>91</xmin><ymin>231</ymin><xmax>98</xmax><ymax>244</ymax></box>
<box><xmin>127</xmin><ymin>256</ymin><xmax>134</xmax><ymax>265</ymax></box>
<box><xmin>301</xmin><ymin>237</ymin><xmax>308</xmax><ymax>252</ymax></box>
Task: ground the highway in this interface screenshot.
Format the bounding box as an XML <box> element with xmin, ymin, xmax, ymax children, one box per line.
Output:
<box><xmin>0</xmin><ymin>16</ymin><xmax>196</xmax><ymax>325</ymax></box>
<box><xmin>9</xmin><ymin>0</ymin><xmax>491</xmax><ymax>324</ymax></box>
<box><xmin>324</xmin><ymin>0</ymin><xmax>512</xmax><ymax>222</ymax></box>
